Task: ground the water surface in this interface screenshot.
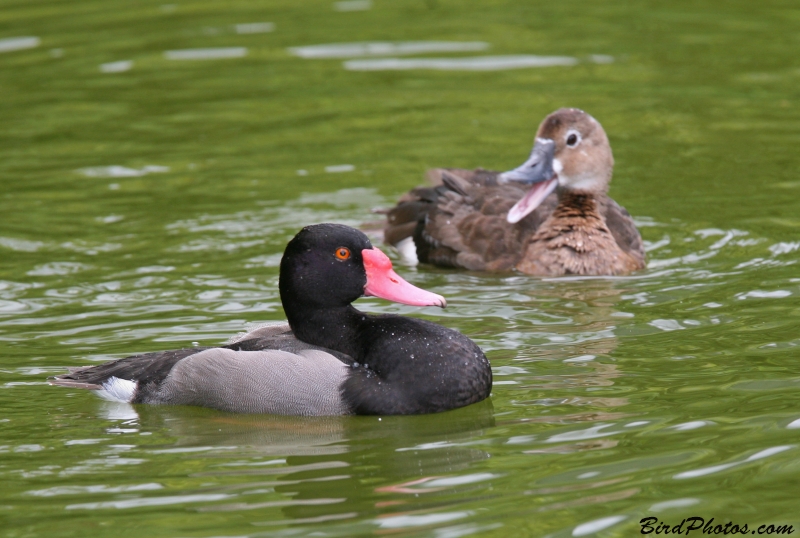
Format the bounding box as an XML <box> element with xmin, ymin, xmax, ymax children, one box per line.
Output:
<box><xmin>2</xmin><ymin>0</ymin><xmax>800</xmax><ymax>536</ymax></box>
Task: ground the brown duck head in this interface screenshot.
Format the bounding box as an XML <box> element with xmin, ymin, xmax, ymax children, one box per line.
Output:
<box><xmin>498</xmin><ymin>108</ymin><xmax>614</xmax><ymax>223</ymax></box>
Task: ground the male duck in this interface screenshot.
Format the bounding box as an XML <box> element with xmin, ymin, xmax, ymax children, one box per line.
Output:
<box><xmin>51</xmin><ymin>224</ymin><xmax>492</xmax><ymax>415</ymax></box>
<box><xmin>384</xmin><ymin>108</ymin><xmax>645</xmax><ymax>276</ymax></box>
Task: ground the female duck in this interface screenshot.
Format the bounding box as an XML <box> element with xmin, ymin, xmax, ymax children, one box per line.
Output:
<box><xmin>51</xmin><ymin>224</ymin><xmax>492</xmax><ymax>415</ymax></box>
<box><xmin>384</xmin><ymin>108</ymin><xmax>645</xmax><ymax>276</ymax></box>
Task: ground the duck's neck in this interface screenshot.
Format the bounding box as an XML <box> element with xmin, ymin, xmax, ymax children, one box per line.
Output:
<box><xmin>286</xmin><ymin>304</ymin><xmax>365</xmax><ymax>359</ymax></box>
<box><xmin>555</xmin><ymin>189</ymin><xmax>603</xmax><ymax>219</ymax></box>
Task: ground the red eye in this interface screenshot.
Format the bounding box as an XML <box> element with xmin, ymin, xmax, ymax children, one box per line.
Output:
<box><xmin>335</xmin><ymin>247</ymin><xmax>351</xmax><ymax>260</ymax></box>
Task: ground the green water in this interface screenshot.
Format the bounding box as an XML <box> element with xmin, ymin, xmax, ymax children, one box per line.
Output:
<box><xmin>2</xmin><ymin>0</ymin><xmax>800</xmax><ymax>536</ymax></box>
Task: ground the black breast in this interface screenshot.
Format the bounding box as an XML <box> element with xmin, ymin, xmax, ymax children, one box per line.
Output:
<box><xmin>341</xmin><ymin>316</ymin><xmax>492</xmax><ymax>415</ymax></box>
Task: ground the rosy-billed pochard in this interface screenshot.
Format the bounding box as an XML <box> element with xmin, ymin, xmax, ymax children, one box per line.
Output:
<box><xmin>384</xmin><ymin>108</ymin><xmax>645</xmax><ymax>276</ymax></box>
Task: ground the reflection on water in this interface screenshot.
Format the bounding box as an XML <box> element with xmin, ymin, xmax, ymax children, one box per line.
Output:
<box><xmin>99</xmin><ymin>61</ymin><xmax>133</xmax><ymax>73</ymax></box>
<box><xmin>573</xmin><ymin>516</ymin><xmax>627</xmax><ymax>536</ymax></box>
<box><xmin>324</xmin><ymin>164</ymin><xmax>355</xmax><ymax>173</ymax></box>
<box><xmin>673</xmin><ymin>445</ymin><xmax>793</xmax><ymax>480</ymax></box>
<box><xmin>137</xmin><ymin>407</ymin><xmax>351</xmax><ymax>457</ymax></box>
<box><xmin>0</xmin><ymin>36</ymin><xmax>40</xmax><ymax>53</ymax></box>
<box><xmin>334</xmin><ymin>0</ymin><xmax>372</xmax><ymax>12</ymax></box>
<box><xmin>344</xmin><ymin>55</ymin><xmax>581</xmax><ymax>72</ymax></box>
<box><xmin>288</xmin><ymin>41</ymin><xmax>489</xmax><ymax>59</ymax></box>
<box><xmin>31</xmin><ymin>399</ymin><xmax>497</xmax><ymax>527</ymax></box>
<box><xmin>78</xmin><ymin>165</ymin><xmax>170</xmax><ymax>178</ymax></box>
<box><xmin>234</xmin><ymin>22</ymin><xmax>274</xmax><ymax>34</ymax></box>
<box><xmin>163</xmin><ymin>48</ymin><xmax>248</xmax><ymax>60</ymax></box>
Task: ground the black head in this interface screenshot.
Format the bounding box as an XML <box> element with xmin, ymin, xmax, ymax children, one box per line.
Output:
<box><xmin>279</xmin><ymin>223</ymin><xmax>373</xmax><ymax>310</ymax></box>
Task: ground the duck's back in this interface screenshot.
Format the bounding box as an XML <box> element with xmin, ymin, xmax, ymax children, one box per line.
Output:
<box><xmin>516</xmin><ymin>192</ymin><xmax>645</xmax><ymax>276</ymax></box>
<box><xmin>385</xmin><ymin>168</ymin><xmax>557</xmax><ymax>271</ymax></box>
<box><xmin>50</xmin><ymin>323</ymin><xmax>351</xmax><ymax>415</ymax></box>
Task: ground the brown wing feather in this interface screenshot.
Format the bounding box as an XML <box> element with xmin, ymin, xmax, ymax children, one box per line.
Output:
<box><xmin>384</xmin><ymin>168</ymin><xmax>505</xmax><ymax>244</ymax></box>
<box><xmin>385</xmin><ymin>168</ymin><xmax>557</xmax><ymax>271</ymax></box>
<box><xmin>601</xmin><ymin>196</ymin><xmax>646</xmax><ymax>268</ymax></box>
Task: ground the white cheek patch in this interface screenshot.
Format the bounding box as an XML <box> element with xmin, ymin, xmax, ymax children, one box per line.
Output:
<box><xmin>555</xmin><ymin>155</ymin><xmax>602</xmax><ymax>190</ymax></box>
<box><xmin>553</xmin><ymin>158</ymin><xmax>565</xmax><ymax>186</ymax></box>
<box><xmin>565</xmin><ymin>175</ymin><xmax>603</xmax><ymax>191</ymax></box>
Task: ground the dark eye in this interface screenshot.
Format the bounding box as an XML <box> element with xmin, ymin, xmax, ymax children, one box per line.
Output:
<box><xmin>335</xmin><ymin>247</ymin><xmax>351</xmax><ymax>261</ymax></box>
<box><xmin>566</xmin><ymin>133</ymin><xmax>579</xmax><ymax>146</ymax></box>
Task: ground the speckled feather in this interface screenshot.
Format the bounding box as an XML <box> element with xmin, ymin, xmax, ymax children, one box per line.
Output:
<box><xmin>517</xmin><ymin>192</ymin><xmax>644</xmax><ymax>275</ymax></box>
<box><xmin>343</xmin><ymin>315</ymin><xmax>492</xmax><ymax>415</ymax></box>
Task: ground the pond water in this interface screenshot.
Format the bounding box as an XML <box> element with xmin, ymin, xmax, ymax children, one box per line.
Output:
<box><xmin>2</xmin><ymin>0</ymin><xmax>799</xmax><ymax>536</ymax></box>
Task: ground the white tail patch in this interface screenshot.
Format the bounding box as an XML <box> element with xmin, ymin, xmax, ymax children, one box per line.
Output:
<box><xmin>395</xmin><ymin>237</ymin><xmax>419</xmax><ymax>266</ymax></box>
<box><xmin>97</xmin><ymin>377</ymin><xmax>137</xmax><ymax>403</ymax></box>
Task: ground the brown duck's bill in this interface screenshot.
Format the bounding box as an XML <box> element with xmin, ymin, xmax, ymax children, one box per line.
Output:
<box><xmin>362</xmin><ymin>248</ymin><xmax>447</xmax><ymax>308</ymax></box>
<box><xmin>506</xmin><ymin>177</ymin><xmax>558</xmax><ymax>224</ymax></box>
<box><xmin>497</xmin><ymin>138</ymin><xmax>557</xmax><ymax>224</ymax></box>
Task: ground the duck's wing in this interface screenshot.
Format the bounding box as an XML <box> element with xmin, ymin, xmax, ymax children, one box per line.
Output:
<box><xmin>143</xmin><ymin>348</ymin><xmax>350</xmax><ymax>415</ymax></box>
<box><xmin>385</xmin><ymin>168</ymin><xmax>556</xmax><ymax>271</ymax></box>
<box><xmin>50</xmin><ymin>323</ymin><xmax>302</xmax><ymax>390</ymax></box>
<box><xmin>225</xmin><ymin>322</ymin><xmax>355</xmax><ymax>365</ymax></box>
<box><xmin>384</xmin><ymin>168</ymin><xmax>499</xmax><ymax>249</ymax></box>
<box><xmin>50</xmin><ymin>323</ymin><xmax>355</xmax><ymax>415</ymax></box>
<box><xmin>600</xmin><ymin>196</ymin><xmax>646</xmax><ymax>269</ymax></box>
<box><xmin>49</xmin><ymin>348</ymin><xmax>209</xmax><ymax>392</ymax></box>
<box><xmin>383</xmin><ymin>184</ymin><xmax>441</xmax><ymax>249</ymax></box>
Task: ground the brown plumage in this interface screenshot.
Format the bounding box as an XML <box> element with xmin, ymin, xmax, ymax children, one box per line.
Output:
<box><xmin>384</xmin><ymin>109</ymin><xmax>645</xmax><ymax>276</ymax></box>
